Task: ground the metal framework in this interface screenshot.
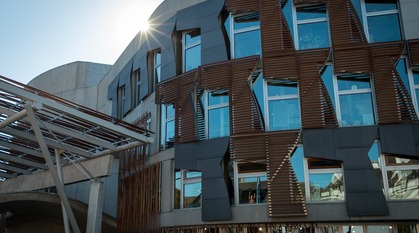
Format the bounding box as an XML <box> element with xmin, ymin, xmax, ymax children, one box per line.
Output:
<box><xmin>0</xmin><ymin>75</ymin><xmax>154</xmax><ymax>233</ymax></box>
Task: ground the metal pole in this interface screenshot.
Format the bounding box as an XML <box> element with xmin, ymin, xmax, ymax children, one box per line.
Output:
<box><xmin>24</xmin><ymin>103</ymin><xmax>81</xmax><ymax>233</ymax></box>
<box><xmin>55</xmin><ymin>149</ymin><xmax>71</xmax><ymax>233</ymax></box>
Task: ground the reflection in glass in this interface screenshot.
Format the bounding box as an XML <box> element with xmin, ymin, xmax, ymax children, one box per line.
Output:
<box><xmin>365</xmin><ymin>0</ymin><xmax>397</xmax><ymax>13</ymax></box>
<box><xmin>174</xmin><ymin>171</ymin><xmax>181</xmax><ymax>209</ymax></box>
<box><xmin>367</xmin><ymin>225</ymin><xmax>393</xmax><ymax>233</ymax></box>
<box><xmin>183</xmin><ymin>182</ymin><xmax>202</xmax><ymax>208</ymax></box>
<box><xmin>235</xmin><ymin>29</ymin><xmax>261</xmax><ymax>58</ymax></box>
<box><xmin>234</xmin><ymin>13</ymin><xmax>259</xmax><ymax>30</ymax></box>
<box><xmin>413</xmin><ymin>70</ymin><xmax>419</xmax><ymax>85</ymax></box>
<box><xmin>166</xmin><ymin>120</ymin><xmax>174</xmax><ymax>142</ymax></box>
<box><xmin>386</xmin><ymin>156</ymin><xmax>419</xmax><ymax>166</ymax></box>
<box><xmin>298</xmin><ymin>21</ymin><xmax>329</xmax><ymax>50</ymax></box>
<box><xmin>339</xmin><ymin>93</ymin><xmax>375</xmax><ymax>126</ymax></box>
<box><xmin>238</xmin><ymin>176</ymin><xmax>268</xmax><ymax>204</ymax></box>
<box><xmin>185</xmin><ymin>171</ymin><xmax>201</xmax><ymax>179</ymax></box>
<box><xmin>185</xmin><ymin>45</ymin><xmax>201</xmax><ymax>72</ymax></box>
<box><xmin>369</xmin><ymin>142</ymin><xmax>384</xmax><ymax>188</ymax></box>
<box><xmin>396</xmin><ymin>58</ymin><xmax>411</xmax><ymax>95</ymax></box>
<box><xmin>290</xmin><ymin>147</ymin><xmax>306</xmax><ymax>200</ymax></box>
<box><xmin>309</xmin><ymin>173</ymin><xmax>344</xmax><ymax>201</ymax></box>
<box><xmin>185</xmin><ymin>30</ymin><xmax>201</xmax><ymax>46</ymax></box>
<box><xmin>397</xmin><ymin>224</ymin><xmax>417</xmax><ymax>233</ymax></box>
<box><xmin>342</xmin><ymin>226</ymin><xmax>364</xmax><ymax>233</ymax></box>
<box><xmin>296</xmin><ymin>5</ymin><xmax>327</xmax><ymax>20</ymax></box>
<box><xmin>368</xmin><ymin>14</ymin><xmax>401</xmax><ymax>43</ymax></box>
<box><xmin>209</xmin><ymin>92</ymin><xmax>229</xmax><ymax>106</ymax></box>
<box><xmin>387</xmin><ymin>170</ymin><xmax>419</xmax><ymax>199</ymax></box>
<box><xmin>269</xmin><ymin>99</ymin><xmax>301</xmax><ymax>130</ymax></box>
<box><xmin>338</xmin><ymin>76</ymin><xmax>371</xmax><ymax>91</ymax></box>
<box><xmin>268</xmin><ymin>83</ymin><xmax>298</xmax><ymax>96</ymax></box>
<box><xmin>209</xmin><ymin>107</ymin><xmax>230</xmax><ymax>139</ymax></box>
<box><xmin>321</xmin><ymin>65</ymin><xmax>336</xmax><ymax>109</ymax></box>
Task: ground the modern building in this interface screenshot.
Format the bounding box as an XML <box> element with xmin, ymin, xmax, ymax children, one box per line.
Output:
<box><xmin>2</xmin><ymin>0</ymin><xmax>419</xmax><ymax>232</ymax></box>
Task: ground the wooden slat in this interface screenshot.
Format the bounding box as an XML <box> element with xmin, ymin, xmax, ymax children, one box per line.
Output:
<box><xmin>408</xmin><ymin>39</ymin><xmax>419</xmax><ymax>66</ymax></box>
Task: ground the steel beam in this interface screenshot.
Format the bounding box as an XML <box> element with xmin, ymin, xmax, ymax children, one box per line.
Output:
<box><xmin>24</xmin><ymin>104</ymin><xmax>81</xmax><ymax>233</ymax></box>
<box><xmin>0</xmin><ymin>152</ymin><xmax>48</xmax><ymax>170</ymax></box>
<box><xmin>0</xmin><ymin>163</ymin><xmax>30</xmax><ymax>175</ymax></box>
<box><xmin>0</xmin><ymin>109</ymin><xmax>27</xmax><ymax>130</ymax></box>
<box><xmin>55</xmin><ymin>149</ymin><xmax>70</xmax><ymax>233</ymax></box>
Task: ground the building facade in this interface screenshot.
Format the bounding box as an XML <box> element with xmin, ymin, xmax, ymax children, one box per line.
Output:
<box><xmin>30</xmin><ymin>0</ymin><xmax>419</xmax><ymax>232</ymax></box>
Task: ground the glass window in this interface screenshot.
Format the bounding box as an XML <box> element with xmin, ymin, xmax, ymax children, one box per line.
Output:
<box><xmin>232</xmin><ymin>13</ymin><xmax>261</xmax><ymax>58</ymax></box>
<box><xmin>266</xmin><ymin>81</ymin><xmax>301</xmax><ymax>130</ymax></box>
<box><xmin>385</xmin><ymin>155</ymin><xmax>419</xmax><ymax>199</ymax></box>
<box><xmin>117</xmin><ymin>85</ymin><xmax>126</xmax><ymax>119</ymax></box>
<box><xmin>336</xmin><ymin>74</ymin><xmax>376</xmax><ymax>127</ymax></box>
<box><xmin>294</xmin><ymin>5</ymin><xmax>330</xmax><ymax>50</ymax></box>
<box><xmin>160</xmin><ymin>104</ymin><xmax>175</xmax><ymax>150</ymax></box>
<box><xmin>237</xmin><ymin>163</ymin><xmax>268</xmax><ymax>205</ymax></box>
<box><xmin>183</xmin><ymin>29</ymin><xmax>201</xmax><ymax>72</ymax></box>
<box><xmin>397</xmin><ymin>57</ymin><xmax>419</xmax><ymax>115</ymax></box>
<box><xmin>362</xmin><ymin>0</ymin><xmax>402</xmax><ymax>43</ymax></box>
<box><xmin>291</xmin><ymin>146</ymin><xmax>306</xmax><ymax>200</ymax></box>
<box><xmin>153</xmin><ymin>51</ymin><xmax>161</xmax><ymax>92</ymax></box>
<box><xmin>204</xmin><ymin>91</ymin><xmax>230</xmax><ymax>139</ymax></box>
<box><xmin>307</xmin><ymin>158</ymin><xmax>344</xmax><ymax>202</ymax></box>
<box><xmin>174</xmin><ymin>169</ymin><xmax>202</xmax><ymax>209</ymax></box>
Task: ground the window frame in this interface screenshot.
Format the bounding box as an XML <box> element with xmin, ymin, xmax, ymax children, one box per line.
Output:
<box><xmin>117</xmin><ymin>85</ymin><xmax>126</xmax><ymax>119</ymax></box>
<box><xmin>292</xmin><ymin>3</ymin><xmax>331</xmax><ymax>50</ymax></box>
<box><xmin>202</xmin><ymin>90</ymin><xmax>230</xmax><ymax>139</ymax></box>
<box><xmin>333</xmin><ymin>73</ymin><xmax>377</xmax><ymax>127</ymax></box>
<box><xmin>182</xmin><ymin>29</ymin><xmax>201</xmax><ymax>72</ymax></box>
<box><xmin>263</xmin><ymin>79</ymin><xmax>301</xmax><ymax>131</ymax></box>
<box><xmin>360</xmin><ymin>0</ymin><xmax>402</xmax><ymax>43</ymax></box>
<box><xmin>234</xmin><ymin>161</ymin><xmax>268</xmax><ymax>205</ymax></box>
<box><xmin>174</xmin><ymin>169</ymin><xmax>202</xmax><ymax>209</ymax></box>
<box><xmin>160</xmin><ymin>104</ymin><xmax>175</xmax><ymax>150</ymax></box>
<box><xmin>229</xmin><ymin>12</ymin><xmax>261</xmax><ymax>59</ymax></box>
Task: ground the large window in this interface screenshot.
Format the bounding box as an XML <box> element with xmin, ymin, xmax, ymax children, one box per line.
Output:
<box><xmin>174</xmin><ymin>170</ymin><xmax>202</xmax><ymax>209</ymax></box>
<box><xmin>183</xmin><ymin>29</ymin><xmax>201</xmax><ymax>72</ymax></box>
<box><xmin>149</xmin><ymin>50</ymin><xmax>161</xmax><ymax>93</ymax></box>
<box><xmin>305</xmin><ymin>158</ymin><xmax>345</xmax><ymax>202</ymax></box>
<box><xmin>335</xmin><ymin>74</ymin><xmax>376</xmax><ymax>127</ymax></box>
<box><xmin>235</xmin><ymin>163</ymin><xmax>268</xmax><ymax>205</ymax></box>
<box><xmin>230</xmin><ymin>13</ymin><xmax>261</xmax><ymax>58</ymax></box>
<box><xmin>396</xmin><ymin>57</ymin><xmax>419</xmax><ymax>115</ymax></box>
<box><xmin>361</xmin><ymin>0</ymin><xmax>402</xmax><ymax>43</ymax></box>
<box><xmin>293</xmin><ymin>4</ymin><xmax>330</xmax><ymax>50</ymax></box>
<box><xmin>385</xmin><ymin>155</ymin><xmax>419</xmax><ymax>199</ymax></box>
<box><xmin>203</xmin><ymin>91</ymin><xmax>230</xmax><ymax>139</ymax></box>
<box><xmin>160</xmin><ymin>104</ymin><xmax>175</xmax><ymax>150</ymax></box>
<box><xmin>264</xmin><ymin>80</ymin><xmax>301</xmax><ymax>131</ymax></box>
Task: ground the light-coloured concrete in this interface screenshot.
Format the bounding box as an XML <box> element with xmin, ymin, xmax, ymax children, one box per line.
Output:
<box><xmin>0</xmin><ymin>155</ymin><xmax>113</xmax><ymax>194</ymax></box>
<box><xmin>86</xmin><ymin>180</ymin><xmax>104</xmax><ymax>233</ymax></box>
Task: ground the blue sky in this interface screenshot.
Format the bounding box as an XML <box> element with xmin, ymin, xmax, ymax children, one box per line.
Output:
<box><xmin>0</xmin><ymin>0</ymin><xmax>163</xmax><ymax>84</ymax></box>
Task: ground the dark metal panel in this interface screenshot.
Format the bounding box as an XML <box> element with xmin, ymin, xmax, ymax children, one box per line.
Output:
<box><xmin>201</xmin><ymin>198</ymin><xmax>231</xmax><ymax>221</ymax></box>
<box><xmin>174</xmin><ymin>143</ymin><xmax>197</xmax><ymax>170</ymax></box>
<box><xmin>197</xmin><ymin>137</ymin><xmax>230</xmax><ymax>160</ymax></box>
<box><xmin>302</xmin><ymin>129</ymin><xmax>336</xmax><ymax>160</ymax></box>
<box><xmin>344</xmin><ymin>169</ymin><xmax>383</xmax><ymax>193</ymax></box>
<box><xmin>118</xmin><ymin>60</ymin><xmax>133</xmax><ymax>115</ymax></box>
<box><xmin>201</xmin><ymin>177</ymin><xmax>229</xmax><ymax>199</ymax></box>
<box><xmin>159</xmin><ymin>16</ymin><xmax>177</xmax><ymax>82</ymax></box>
<box><xmin>335</xmin><ymin>148</ymin><xmax>372</xmax><ymax>170</ymax></box>
<box><xmin>139</xmin><ymin>56</ymin><xmax>149</xmax><ymax>101</ymax></box>
<box><xmin>107</xmin><ymin>76</ymin><xmax>119</xmax><ymax>118</ymax></box>
<box><xmin>334</xmin><ymin>126</ymin><xmax>378</xmax><ymax>148</ymax></box>
<box><xmin>345</xmin><ymin>193</ymin><xmax>389</xmax><ymax>217</ymax></box>
<box><xmin>379</xmin><ymin>124</ymin><xmax>416</xmax><ymax>156</ymax></box>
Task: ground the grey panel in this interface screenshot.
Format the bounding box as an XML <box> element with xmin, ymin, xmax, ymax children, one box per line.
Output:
<box><xmin>345</xmin><ymin>192</ymin><xmax>389</xmax><ymax>216</ymax></box>
<box><xmin>302</xmin><ymin>129</ymin><xmax>336</xmax><ymax>159</ymax></box>
<box><xmin>139</xmin><ymin>56</ymin><xmax>149</xmax><ymax>100</ymax></box>
<box><xmin>197</xmin><ymin>137</ymin><xmax>230</xmax><ymax>160</ymax></box>
<box><xmin>118</xmin><ymin>60</ymin><xmax>133</xmax><ymax>115</ymax></box>
<box><xmin>198</xmin><ymin>158</ymin><xmax>222</xmax><ymax>179</ymax></box>
<box><xmin>413</xmin><ymin>123</ymin><xmax>419</xmax><ymax>144</ymax></box>
<box><xmin>201</xmin><ymin>198</ymin><xmax>231</xmax><ymax>221</ymax></box>
<box><xmin>177</xmin><ymin>5</ymin><xmax>200</xmax><ymax>30</ymax></box>
<box><xmin>302</xmin><ymin>126</ymin><xmax>388</xmax><ymax>217</ymax></box>
<box><xmin>202</xmin><ymin>178</ymin><xmax>229</xmax><ymax>199</ymax></box>
<box><xmin>160</xmin><ymin>16</ymin><xmax>177</xmax><ymax>82</ymax></box>
<box><xmin>379</xmin><ymin>124</ymin><xmax>416</xmax><ymax>156</ymax></box>
<box><xmin>174</xmin><ymin>143</ymin><xmax>197</xmax><ymax>170</ymax></box>
<box><xmin>107</xmin><ymin>76</ymin><xmax>119</xmax><ymax>117</ymax></box>
<box><xmin>334</xmin><ymin>126</ymin><xmax>378</xmax><ymax>148</ymax></box>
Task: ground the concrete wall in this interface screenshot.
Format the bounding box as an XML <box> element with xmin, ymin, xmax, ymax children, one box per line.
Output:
<box><xmin>400</xmin><ymin>0</ymin><xmax>419</xmax><ymax>40</ymax></box>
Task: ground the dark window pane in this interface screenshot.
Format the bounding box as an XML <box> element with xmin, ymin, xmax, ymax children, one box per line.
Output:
<box><xmin>413</xmin><ymin>70</ymin><xmax>419</xmax><ymax>85</ymax></box>
<box><xmin>340</xmin><ymin>93</ymin><xmax>375</xmax><ymax>126</ymax></box>
<box><xmin>368</xmin><ymin>14</ymin><xmax>401</xmax><ymax>42</ymax></box>
<box><xmin>185</xmin><ymin>29</ymin><xmax>201</xmax><ymax>46</ymax></box>
<box><xmin>385</xmin><ymin>155</ymin><xmax>419</xmax><ymax>166</ymax></box>
<box><xmin>365</xmin><ymin>0</ymin><xmax>397</xmax><ymax>13</ymax></box>
<box><xmin>185</xmin><ymin>45</ymin><xmax>201</xmax><ymax>71</ymax></box>
<box><xmin>337</xmin><ymin>75</ymin><xmax>370</xmax><ymax>91</ymax></box>
<box><xmin>297</xmin><ymin>5</ymin><xmax>327</xmax><ymax>20</ymax></box>
<box><xmin>235</xmin><ymin>29</ymin><xmax>261</xmax><ymax>58</ymax></box>
<box><xmin>298</xmin><ymin>21</ymin><xmax>330</xmax><ymax>49</ymax></box>
<box><xmin>268</xmin><ymin>82</ymin><xmax>298</xmax><ymax>96</ymax></box>
<box><xmin>238</xmin><ymin>163</ymin><xmax>266</xmax><ymax>173</ymax></box>
<box><xmin>234</xmin><ymin>13</ymin><xmax>259</xmax><ymax>30</ymax></box>
<box><xmin>308</xmin><ymin>159</ymin><xmax>342</xmax><ymax>169</ymax></box>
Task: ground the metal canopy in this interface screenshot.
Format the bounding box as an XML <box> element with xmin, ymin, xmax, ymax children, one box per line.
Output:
<box><xmin>0</xmin><ymin>75</ymin><xmax>154</xmax><ymax>181</ymax></box>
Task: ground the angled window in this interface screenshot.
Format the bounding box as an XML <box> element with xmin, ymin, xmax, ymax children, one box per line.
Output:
<box><xmin>183</xmin><ymin>29</ymin><xmax>201</xmax><ymax>72</ymax></box>
<box><xmin>293</xmin><ymin>4</ymin><xmax>330</xmax><ymax>50</ymax></box>
<box><xmin>160</xmin><ymin>104</ymin><xmax>175</xmax><ymax>150</ymax></box>
<box><xmin>385</xmin><ymin>155</ymin><xmax>419</xmax><ymax>199</ymax></box>
<box><xmin>396</xmin><ymin>57</ymin><xmax>419</xmax><ymax>115</ymax></box>
<box><xmin>231</xmin><ymin>13</ymin><xmax>261</xmax><ymax>58</ymax></box>
<box><xmin>235</xmin><ymin>162</ymin><xmax>268</xmax><ymax>205</ymax></box>
<box><xmin>335</xmin><ymin>74</ymin><xmax>376</xmax><ymax>127</ymax></box>
<box><xmin>131</xmin><ymin>69</ymin><xmax>141</xmax><ymax>106</ymax></box>
<box><xmin>154</xmin><ymin>51</ymin><xmax>162</xmax><ymax>84</ymax></box>
<box><xmin>174</xmin><ymin>169</ymin><xmax>202</xmax><ymax>209</ymax></box>
<box><xmin>117</xmin><ymin>85</ymin><xmax>126</xmax><ymax>119</ymax></box>
<box><xmin>202</xmin><ymin>90</ymin><xmax>230</xmax><ymax>139</ymax></box>
<box><xmin>147</xmin><ymin>49</ymin><xmax>161</xmax><ymax>94</ymax></box>
<box><xmin>264</xmin><ymin>80</ymin><xmax>301</xmax><ymax>131</ymax></box>
<box><xmin>290</xmin><ymin>146</ymin><xmax>306</xmax><ymax>201</ymax></box>
<box><xmin>361</xmin><ymin>0</ymin><xmax>402</xmax><ymax>43</ymax></box>
<box><xmin>305</xmin><ymin>158</ymin><xmax>345</xmax><ymax>202</ymax></box>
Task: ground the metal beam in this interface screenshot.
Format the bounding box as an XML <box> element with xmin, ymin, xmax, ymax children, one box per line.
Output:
<box><xmin>0</xmin><ymin>109</ymin><xmax>27</xmax><ymax>130</ymax></box>
<box><xmin>0</xmin><ymin>163</ymin><xmax>30</xmax><ymax>175</ymax></box>
<box><xmin>55</xmin><ymin>149</ymin><xmax>70</xmax><ymax>233</ymax></box>
<box><xmin>0</xmin><ymin>140</ymin><xmax>55</xmax><ymax>161</ymax></box>
<box><xmin>24</xmin><ymin>104</ymin><xmax>81</xmax><ymax>233</ymax></box>
<box><xmin>0</xmin><ymin>80</ymin><xmax>154</xmax><ymax>143</ymax></box>
<box><xmin>0</xmin><ymin>172</ymin><xmax>15</xmax><ymax>179</ymax></box>
<box><xmin>0</xmin><ymin>152</ymin><xmax>48</xmax><ymax>170</ymax></box>
<box><xmin>0</xmin><ymin>106</ymin><xmax>116</xmax><ymax>150</ymax></box>
<box><xmin>92</xmin><ymin>140</ymin><xmax>145</xmax><ymax>157</ymax></box>
<box><xmin>1</xmin><ymin>127</ymin><xmax>92</xmax><ymax>158</ymax></box>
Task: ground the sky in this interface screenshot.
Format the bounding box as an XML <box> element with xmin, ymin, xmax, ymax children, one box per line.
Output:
<box><xmin>0</xmin><ymin>0</ymin><xmax>163</xmax><ymax>84</ymax></box>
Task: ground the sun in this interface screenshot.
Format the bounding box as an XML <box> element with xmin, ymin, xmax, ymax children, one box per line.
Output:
<box><xmin>138</xmin><ymin>19</ymin><xmax>150</xmax><ymax>32</ymax></box>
